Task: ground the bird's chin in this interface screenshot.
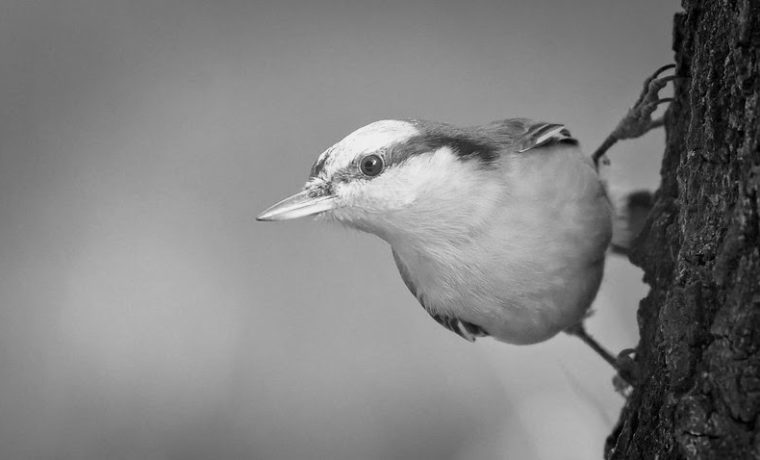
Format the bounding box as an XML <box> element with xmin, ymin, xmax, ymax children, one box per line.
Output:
<box><xmin>322</xmin><ymin>207</ymin><xmax>360</xmax><ymax>227</ymax></box>
<box><xmin>313</xmin><ymin>210</ymin><xmax>338</xmax><ymax>223</ymax></box>
<box><xmin>323</xmin><ymin>207</ymin><xmax>392</xmax><ymax>239</ymax></box>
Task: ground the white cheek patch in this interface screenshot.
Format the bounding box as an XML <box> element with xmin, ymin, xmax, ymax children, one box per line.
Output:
<box><xmin>331</xmin><ymin>149</ymin><xmax>444</xmax><ymax>214</ymax></box>
<box><xmin>392</xmin><ymin>146</ymin><xmax>462</xmax><ymax>185</ymax></box>
<box><xmin>388</xmin><ymin>146</ymin><xmax>486</xmax><ymax>195</ymax></box>
<box><xmin>319</xmin><ymin>120</ymin><xmax>419</xmax><ymax>177</ymax></box>
<box><xmin>330</xmin><ymin>146</ymin><xmax>503</xmax><ymax>240</ymax></box>
<box><xmin>357</xmin><ymin>146</ymin><xmax>497</xmax><ymax>211</ymax></box>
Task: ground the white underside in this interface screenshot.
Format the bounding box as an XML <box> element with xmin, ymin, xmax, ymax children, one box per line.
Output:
<box><xmin>358</xmin><ymin>144</ymin><xmax>613</xmax><ymax>344</ymax></box>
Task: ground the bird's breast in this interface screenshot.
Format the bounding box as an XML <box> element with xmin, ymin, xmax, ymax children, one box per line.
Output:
<box><xmin>390</xmin><ymin>145</ymin><xmax>612</xmax><ymax>344</ymax></box>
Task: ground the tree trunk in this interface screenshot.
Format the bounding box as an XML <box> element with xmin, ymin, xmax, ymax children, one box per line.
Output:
<box><xmin>606</xmin><ymin>2</ymin><xmax>760</xmax><ymax>459</ymax></box>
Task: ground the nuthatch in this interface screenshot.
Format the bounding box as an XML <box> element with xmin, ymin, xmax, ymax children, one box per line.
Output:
<box><xmin>258</xmin><ymin>65</ymin><xmax>677</xmax><ymax>383</ymax></box>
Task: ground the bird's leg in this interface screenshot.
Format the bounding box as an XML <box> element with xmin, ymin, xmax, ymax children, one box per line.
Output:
<box><xmin>567</xmin><ymin>66</ymin><xmax>684</xmax><ymax>390</ymax></box>
<box><xmin>576</xmin><ymin>66</ymin><xmax>685</xmax><ymax>386</ymax></box>
<box><xmin>592</xmin><ymin>64</ymin><xmax>679</xmax><ymax>169</ymax></box>
<box><xmin>565</xmin><ymin>322</ymin><xmax>640</xmax><ymax>390</ymax></box>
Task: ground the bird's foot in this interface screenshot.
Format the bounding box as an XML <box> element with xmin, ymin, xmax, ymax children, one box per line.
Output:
<box><xmin>565</xmin><ymin>323</ymin><xmax>641</xmax><ymax>393</ymax></box>
<box><xmin>611</xmin><ymin>348</ymin><xmax>640</xmax><ymax>396</ymax></box>
<box><xmin>610</xmin><ymin>64</ymin><xmax>677</xmax><ymax>140</ymax></box>
<box><xmin>592</xmin><ymin>64</ymin><xmax>682</xmax><ymax>166</ymax></box>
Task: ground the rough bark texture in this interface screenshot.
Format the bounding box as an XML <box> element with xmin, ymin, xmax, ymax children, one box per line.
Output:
<box><xmin>606</xmin><ymin>1</ymin><xmax>760</xmax><ymax>459</ymax></box>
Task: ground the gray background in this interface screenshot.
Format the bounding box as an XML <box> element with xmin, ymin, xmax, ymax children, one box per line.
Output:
<box><xmin>1</xmin><ymin>1</ymin><xmax>678</xmax><ymax>459</ymax></box>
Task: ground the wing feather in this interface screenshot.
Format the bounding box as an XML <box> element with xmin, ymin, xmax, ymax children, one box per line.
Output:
<box><xmin>475</xmin><ymin>119</ymin><xmax>578</xmax><ymax>153</ymax></box>
<box><xmin>516</xmin><ymin>122</ymin><xmax>578</xmax><ymax>152</ymax></box>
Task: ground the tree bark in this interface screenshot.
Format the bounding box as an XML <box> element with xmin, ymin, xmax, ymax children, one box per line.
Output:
<box><xmin>606</xmin><ymin>1</ymin><xmax>760</xmax><ymax>459</ymax></box>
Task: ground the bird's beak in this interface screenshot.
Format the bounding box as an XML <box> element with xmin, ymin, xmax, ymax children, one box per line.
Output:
<box><xmin>257</xmin><ymin>189</ymin><xmax>337</xmax><ymax>221</ymax></box>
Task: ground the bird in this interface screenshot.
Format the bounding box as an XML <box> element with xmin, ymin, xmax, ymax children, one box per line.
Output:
<box><xmin>258</xmin><ymin>65</ymin><xmax>677</xmax><ymax>382</ymax></box>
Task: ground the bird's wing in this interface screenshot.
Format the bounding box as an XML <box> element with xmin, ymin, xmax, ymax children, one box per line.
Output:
<box><xmin>482</xmin><ymin>118</ymin><xmax>579</xmax><ymax>153</ymax></box>
<box><xmin>392</xmin><ymin>250</ymin><xmax>488</xmax><ymax>342</ymax></box>
<box><xmin>427</xmin><ymin>311</ymin><xmax>488</xmax><ymax>342</ymax></box>
<box><xmin>516</xmin><ymin>122</ymin><xmax>576</xmax><ymax>152</ymax></box>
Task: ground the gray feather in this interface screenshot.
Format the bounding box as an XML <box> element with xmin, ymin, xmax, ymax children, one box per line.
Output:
<box><xmin>515</xmin><ymin>122</ymin><xmax>578</xmax><ymax>153</ymax></box>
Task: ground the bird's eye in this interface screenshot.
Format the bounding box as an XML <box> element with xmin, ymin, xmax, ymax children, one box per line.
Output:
<box><xmin>360</xmin><ymin>154</ymin><xmax>384</xmax><ymax>177</ymax></box>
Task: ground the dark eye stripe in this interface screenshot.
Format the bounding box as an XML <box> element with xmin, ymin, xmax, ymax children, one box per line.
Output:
<box><xmin>385</xmin><ymin>133</ymin><xmax>499</xmax><ymax>167</ymax></box>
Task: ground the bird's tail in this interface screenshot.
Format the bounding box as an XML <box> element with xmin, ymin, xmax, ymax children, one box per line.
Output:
<box><xmin>608</xmin><ymin>189</ymin><xmax>654</xmax><ymax>256</ymax></box>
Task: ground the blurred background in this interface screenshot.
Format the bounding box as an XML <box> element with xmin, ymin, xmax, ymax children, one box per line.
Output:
<box><xmin>1</xmin><ymin>1</ymin><xmax>679</xmax><ymax>458</ymax></box>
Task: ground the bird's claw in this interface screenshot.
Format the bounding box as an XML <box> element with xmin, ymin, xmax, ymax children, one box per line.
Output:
<box><xmin>610</xmin><ymin>64</ymin><xmax>678</xmax><ymax>141</ymax></box>
<box><xmin>564</xmin><ymin>322</ymin><xmax>642</xmax><ymax>394</ymax></box>
<box><xmin>591</xmin><ymin>64</ymin><xmax>684</xmax><ymax>167</ymax></box>
<box><xmin>612</xmin><ymin>348</ymin><xmax>641</xmax><ymax>396</ymax></box>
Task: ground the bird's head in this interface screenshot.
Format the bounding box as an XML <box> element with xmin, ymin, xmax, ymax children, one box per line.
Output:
<box><xmin>257</xmin><ymin>119</ymin><xmax>503</xmax><ymax>242</ymax></box>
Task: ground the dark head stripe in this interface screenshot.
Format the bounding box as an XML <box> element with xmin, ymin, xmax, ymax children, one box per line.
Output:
<box><xmin>309</xmin><ymin>118</ymin><xmax>577</xmax><ymax>182</ymax></box>
<box><xmin>386</xmin><ymin>132</ymin><xmax>500</xmax><ymax>168</ymax></box>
